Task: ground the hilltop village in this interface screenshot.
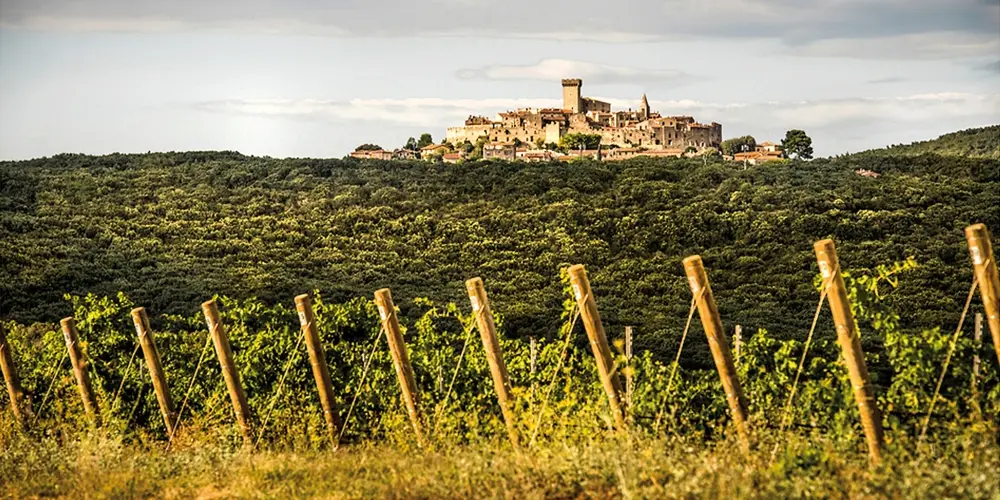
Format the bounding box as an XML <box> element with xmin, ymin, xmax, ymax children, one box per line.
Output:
<box><xmin>350</xmin><ymin>78</ymin><xmax>786</xmax><ymax>164</ymax></box>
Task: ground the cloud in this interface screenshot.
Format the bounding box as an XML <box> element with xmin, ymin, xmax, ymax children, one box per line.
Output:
<box><xmin>792</xmin><ymin>30</ymin><xmax>1000</xmax><ymax>59</ymax></box>
<box><xmin>2</xmin><ymin>0</ymin><xmax>997</xmax><ymax>59</ymax></box>
<box><xmin>978</xmin><ymin>59</ymin><xmax>1000</xmax><ymax>73</ymax></box>
<box><xmin>866</xmin><ymin>77</ymin><xmax>906</xmax><ymax>84</ymax></box>
<box><xmin>194</xmin><ymin>92</ymin><xmax>1000</xmax><ymax>155</ymax></box>
<box><xmin>195</xmin><ymin>97</ymin><xmax>562</xmax><ymax>127</ymax></box>
<box><xmin>456</xmin><ymin>59</ymin><xmax>690</xmax><ymax>84</ymax></box>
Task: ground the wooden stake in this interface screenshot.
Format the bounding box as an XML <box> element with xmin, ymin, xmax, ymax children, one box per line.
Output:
<box><xmin>813</xmin><ymin>239</ymin><xmax>884</xmax><ymax>465</ymax></box>
<box><xmin>466</xmin><ymin>277</ymin><xmax>519</xmax><ymax>448</ymax></box>
<box><xmin>374</xmin><ymin>288</ymin><xmax>426</xmax><ymax>446</ymax></box>
<box><xmin>625</xmin><ymin>326</ymin><xmax>634</xmax><ymax>421</ymax></box>
<box><xmin>972</xmin><ymin>312</ymin><xmax>983</xmax><ymax>414</ymax></box>
<box><xmin>131</xmin><ymin>307</ymin><xmax>177</xmax><ymax>435</ymax></box>
<box><xmin>734</xmin><ymin>325</ymin><xmax>743</xmax><ymax>366</ymax></box>
<box><xmin>966</xmin><ymin>223</ymin><xmax>1000</xmax><ymax>365</ymax></box>
<box><xmin>683</xmin><ymin>256</ymin><xmax>751</xmax><ymax>450</ymax></box>
<box><xmin>0</xmin><ymin>325</ymin><xmax>33</xmax><ymax>429</ymax></box>
<box><xmin>294</xmin><ymin>294</ymin><xmax>342</xmax><ymax>447</ymax></box>
<box><xmin>202</xmin><ymin>300</ymin><xmax>253</xmax><ymax>445</ymax></box>
<box><xmin>60</xmin><ymin>317</ymin><xmax>101</xmax><ymax>427</ymax></box>
<box><xmin>567</xmin><ymin>264</ymin><xmax>626</xmax><ymax>431</ymax></box>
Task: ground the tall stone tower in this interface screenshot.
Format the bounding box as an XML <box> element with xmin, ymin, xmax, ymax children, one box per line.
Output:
<box><xmin>640</xmin><ymin>93</ymin><xmax>650</xmax><ymax>121</ymax></box>
<box><xmin>562</xmin><ymin>79</ymin><xmax>583</xmax><ymax>113</ymax></box>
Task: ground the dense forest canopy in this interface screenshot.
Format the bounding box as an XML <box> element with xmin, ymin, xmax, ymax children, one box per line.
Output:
<box><xmin>1</xmin><ymin>130</ymin><xmax>998</xmax><ymax>368</ymax></box>
<box><xmin>859</xmin><ymin>125</ymin><xmax>1000</xmax><ymax>159</ymax></box>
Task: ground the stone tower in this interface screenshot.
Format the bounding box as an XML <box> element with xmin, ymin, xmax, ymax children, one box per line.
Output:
<box><xmin>562</xmin><ymin>79</ymin><xmax>583</xmax><ymax>113</ymax></box>
<box><xmin>640</xmin><ymin>93</ymin><xmax>650</xmax><ymax>121</ymax></box>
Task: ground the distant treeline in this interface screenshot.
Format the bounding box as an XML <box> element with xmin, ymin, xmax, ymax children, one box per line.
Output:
<box><xmin>1</xmin><ymin>149</ymin><xmax>998</xmax><ymax>367</ymax></box>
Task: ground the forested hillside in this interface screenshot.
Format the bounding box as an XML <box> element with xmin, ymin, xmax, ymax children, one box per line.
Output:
<box><xmin>1</xmin><ymin>150</ymin><xmax>998</xmax><ymax>367</ymax></box>
<box><xmin>861</xmin><ymin>125</ymin><xmax>1000</xmax><ymax>159</ymax></box>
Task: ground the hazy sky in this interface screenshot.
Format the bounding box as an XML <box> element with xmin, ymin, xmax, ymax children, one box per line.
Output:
<box><xmin>1</xmin><ymin>0</ymin><xmax>998</xmax><ymax>159</ymax></box>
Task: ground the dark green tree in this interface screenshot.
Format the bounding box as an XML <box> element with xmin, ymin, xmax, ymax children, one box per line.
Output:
<box><xmin>781</xmin><ymin>130</ymin><xmax>814</xmax><ymax>160</ymax></box>
<box><xmin>355</xmin><ymin>143</ymin><xmax>383</xmax><ymax>151</ymax></box>
<box><xmin>404</xmin><ymin>137</ymin><xmax>418</xmax><ymax>150</ymax></box>
<box><xmin>417</xmin><ymin>133</ymin><xmax>434</xmax><ymax>149</ymax></box>
<box><xmin>558</xmin><ymin>133</ymin><xmax>601</xmax><ymax>151</ymax></box>
<box><xmin>721</xmin><ymin>136</ymin><xmax>757</xmax><ymax>156</ymax></box>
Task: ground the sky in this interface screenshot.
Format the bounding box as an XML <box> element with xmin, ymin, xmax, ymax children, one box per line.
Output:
<box><xmin>0</xmin><ymin>0</ymin><xmax>998</xmax><ymax>160</ymax></box>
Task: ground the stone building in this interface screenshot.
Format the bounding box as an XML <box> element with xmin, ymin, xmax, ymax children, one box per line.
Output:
<box><xmin>445</xmin><ymin>78</ymin><xmax>722</xmax><ymax>151</ymax></box>
<box><xmin>349</xmin><ymin>149</ymin><xmax>395</xmax><ymax>160</ymax></box>
<box><xmin>483</xmin><ymin>142</ymin><xmax>516</xmax><ymax>160</ymax></box>
<box><xmin>732</xmin><ymin>141</ymin><xmax>784</xmax><ymax>164</ymax></box>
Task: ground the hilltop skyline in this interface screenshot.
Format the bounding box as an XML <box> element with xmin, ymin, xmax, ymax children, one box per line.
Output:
<box><xmin>1</xmin><ymin>0</ymin><xmax>998</xmax><ymax>160</ymax></box>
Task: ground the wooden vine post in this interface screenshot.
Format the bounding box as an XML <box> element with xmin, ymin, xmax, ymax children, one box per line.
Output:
<box><xmin>682</xmin><ymin>256</ymin><xmax>750</xmax><ymax>451</ymax></box>
<box><xmin>567</xmin><ymin>264</ymin><xmax>627</xmax><ymax>431</ymax></box>
<box><xmin>60</xmin><ymin>317</ymin><xmax>101</xmax><ymax>427</ymax></box>
<box><xmin>0</xmin><ymin>325</ymin><xmax>33</xmax><ymax>429</ymax></box>
<box><xmin>966</xmin><ymin>223</ymin><xmax>1000</xmax><ymax>365</ymax></box>
<box><xmin>625</xmin><ymin>326</ymin><xmax>634</xmax><ymax>422</ymax></box>
<box><xmin>131</xmin><ymin>307</ymin><xmax>177</xmax><ymax>435</ymax></box>
<box><xmin>813</xmin><ymin>239</ymin><xmax>884</xmax><ymax>465</ymax></box>
<box><xmin>295</xmin><ymin>294</ymin><xmax>342</xmax><ymax>447</ymax></box>
<box><xmin>202</xmin><ymin>300</ymin><xmax>253</xmax><ymax>445</ymax></box>
<box><xmin>466</xmin><ymin>277</ymin><xmax>520</xmax><ymax>448</ymax></box>
<box><xmin>374</xmin><ymin>288</ymin><xmax>426</xmax><ymax>446</ymax></box>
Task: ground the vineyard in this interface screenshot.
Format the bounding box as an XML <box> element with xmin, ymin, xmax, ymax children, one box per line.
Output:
<box><xmin>1</xmin><ymin>147</ymin><xmax>1000</xmax><ymax>498</ymax></box>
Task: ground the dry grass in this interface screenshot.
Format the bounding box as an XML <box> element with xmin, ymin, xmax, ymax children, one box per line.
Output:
<box><xmin>3</xmin><ymin>428</ymin><xmax>998</xmax><ymax>499</ymax></box>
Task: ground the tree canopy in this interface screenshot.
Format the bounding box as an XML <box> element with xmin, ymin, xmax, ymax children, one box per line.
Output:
<box><xmin>781</xmin><ymin>130</ymin><xmax>814</xmax><ymax>160</ymax></box>
<box><xmin>721</xmin><ymin>136</ymin><xmax>757</xmax><ymax>156</ymax></box>
<box><xmin>558</xmin><ymin>133</ymin><xmax>602</xmax><ymax>151</ymax></box>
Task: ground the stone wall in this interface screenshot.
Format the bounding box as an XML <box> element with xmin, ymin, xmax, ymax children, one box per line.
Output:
<box><xmin>446</xmin><ymin>125</ymin><xmax>492</xmax><ymax>144</ymax></box>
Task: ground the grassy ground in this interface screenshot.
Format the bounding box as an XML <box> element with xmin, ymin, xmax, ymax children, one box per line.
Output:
<box><xmin>3</xmin><ymin>429</ymin><xmax>999</xmax><ymax>499</ymax></box>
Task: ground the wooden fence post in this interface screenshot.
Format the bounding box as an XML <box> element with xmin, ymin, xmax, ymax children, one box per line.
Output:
<box><xmin>202</xmin><ymin>300</ymin><xmax>253</xmax><ymax>446</ymax></box>
<box><xmin>625</xmin><ymin>326</ymin><xmax>634</xmax><ymax>422</ymax></box>
<box><xmin>972</xmin><ymin>312</ymin><xmax>983</xmax><ymax>413</ymax></box>
<box><xmin>965</xmin><ymin>223</ymin><xmax>1000</xmax><ymax>365</ymax></box>
<box><xmin>734</xmin><ymin>325</ymin><xmax>743</xmax><ymax>367</ymax></box>
<box><xmin>813</xmin><ymin>239</ymin><xmax>884</xmax><ymax>465</ymax></box>
<box><xmin>0</xmin><ymin>325</ymin><xmax>33</xmax><ymax>429</ymax></box>
<box><xmin>567</xmin><ymin>264</ymin><xmax>626</xmax><ymax>431</ymax></box>
<box><xmin>60</xmin><ymin>317</ymin><xmax>101</xmax><ymax>427</ymax></box>
<box><xmin>131</xmin><ymin>307</ymin><xmax>177</xmax><ymax>435</ymax></box>
<box><xmin>466</xmin><ymin>277</ymin><xmax>520</xmax><ymax>448</ymax></box>
<box><xmin>374</xmin><ymin>288</ymin><xmax>426</xmax><ymax>446</ymax></box>
<box><xmin>682</xmin><ymin>256</ymin><xmax>751</xmax><ymax>450</ymax></box>
<box><xmin>294</xmin><ymin>294</ymin><xmax>342</xmax><ymax>447</ymax></box>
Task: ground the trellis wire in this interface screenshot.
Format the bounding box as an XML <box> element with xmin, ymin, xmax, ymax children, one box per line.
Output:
<box><xmin>430</xmin><ymin>311</ymin><xmax>480</xmax><ymax>438</ymax></box>
<box><xmin>253</xmin><ymin>333</ymin><xmax>306</xmax><ymax>449</ymax></box>
<box><xmin>652</xmin><ymin>289</ymin><xmax>703</xmax><ymax>432</ymax></box>
<box><xmin>335</xmin><ymin>323</ymin><xmax>384</xmax><ymax>446</ymax></box>
<box><xmin>32</xmin><ymin>348</ymin><xmax>68</xmax><ymax>425</ymax></box>
<box><xmin>528</xmin><ymin>297</ymin><xmax>583</xmax><ymax>447</ymax></box>
<box><xmin>918</xmin><ymin>276</ymin><xmax>979</xmax><ymax>446</ymax></box>
<box><xmin>166</xmin><ymin>330</ymin><xmax>215</xmax><ymax>450</ymax></box>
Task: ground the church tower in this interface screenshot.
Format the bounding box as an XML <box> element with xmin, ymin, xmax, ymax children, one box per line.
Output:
<box><xmin>562</xmin><ymin>79</ymin><xmax>583</xmax><ymax>113</ymax></box>
<box><xmin>640</xmin><ymin>93</ymin><xmax>650</xmax><ymax>121</ymax></box>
